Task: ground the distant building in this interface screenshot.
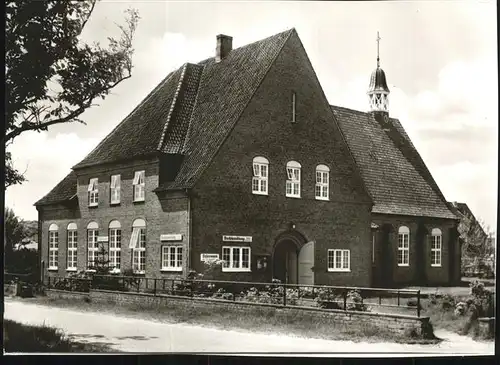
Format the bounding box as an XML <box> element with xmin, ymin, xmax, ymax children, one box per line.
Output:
<box><xmin>35</xmin><ymin>29</ymin><xmax>460</xmax><ymax>287</ymax></box>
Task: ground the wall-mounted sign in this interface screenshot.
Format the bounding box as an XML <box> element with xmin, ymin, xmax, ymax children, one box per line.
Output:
<box><xmin>160</xmin><ymin>234</ymin><xmax>183</xmax><ymax>242</ymax></box>
<box><xmin>200</xmin><ymin>253</ymin><xmax>220</xmax><ymax>263</ymax></box>
<box><xmin>97</xmin><ymin>236</ymin><xmax>109</xmax><ymax>242</ymax></box>
<box><xmin>222</xmin><ymin>235</ymin><xmax>252</xmax><ymax>243</ymax></box>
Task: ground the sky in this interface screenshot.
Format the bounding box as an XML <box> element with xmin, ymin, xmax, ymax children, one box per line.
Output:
<box><xmin>5</xmin><ymin>0</ymin><xmax>498</xmax><ymax>232</ymax></box>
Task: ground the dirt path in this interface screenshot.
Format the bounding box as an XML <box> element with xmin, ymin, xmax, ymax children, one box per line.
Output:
<box><xmin>4</xmin><ymin>298</ymin><xmax>494</xmax><ymax>355</ymax></box>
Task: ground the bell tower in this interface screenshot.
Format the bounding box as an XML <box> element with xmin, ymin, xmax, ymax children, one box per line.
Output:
<box><xmin>367</xmin><ymin>32</ymin><xmax>390</xmax><ymax>114</ymax></box>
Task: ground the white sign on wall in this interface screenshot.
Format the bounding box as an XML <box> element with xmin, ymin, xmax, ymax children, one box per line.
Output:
<box><xmin>160</xmin><ymin>234</ymin><xmax>183</xmax><ymax>242</ymax></box>
<box><xmin>222</xmin><ymin>235</ymin><xmax>252</xmax><ymax>243</ymax></box>
<box><xmin>200</xmin><ymin>253</ymin><xmax>220</xmax><ymax>263</ymax></box>
<box><xmin>97</xmin><ymin>236</ymin><xmax>109</xmax><ymax>242</ymax></box>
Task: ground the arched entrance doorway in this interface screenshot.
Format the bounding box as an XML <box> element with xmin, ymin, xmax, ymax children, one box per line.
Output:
<box><xmin>273</xmin><ymin>230</ymin><xmax>314</xmax><ymax>285</ymax></box>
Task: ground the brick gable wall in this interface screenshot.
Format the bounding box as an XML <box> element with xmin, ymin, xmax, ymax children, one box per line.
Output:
<box><xmin>189</xmin><ymin>32</ymin><xmax>373</xmax><ymax>286</ymax></box>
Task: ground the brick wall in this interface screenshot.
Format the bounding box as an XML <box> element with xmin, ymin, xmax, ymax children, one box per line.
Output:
<box><xmin>372</xmin><ymin>214</ymin><xmax>458</xmax><ymax>286</ymax></box>
<box><xmin>40</xmin><ymin>157</ymin><xmax>190</xmax><ymax>280</ymax></box>
<box><xmin>190</xmin><ymin>31</ymin><xmax>373</xmax><ymax>286</ymax></box>
<box><xmin>72</xmin><ymin>289</ymin><xmax>433</xmax><ymax>338</ymax></box>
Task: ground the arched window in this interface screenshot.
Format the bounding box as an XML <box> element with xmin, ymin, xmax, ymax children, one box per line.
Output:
<box><xmin>131</xmin><ymin>219</ymin><xmax>146</xmax><ymax>273</ymax></box>
<box><xmin>286</xmin><ymin>161</ymin><xmax>301</xmax><ymax>198</ymax></box>
<box><xmin>431</xmin><ymin>228</ymin><xmax>442</xmax><ymax>267</ymax></box>
<box><xmin>398</xmin><ymin>226</ymin><xmax>410</xmax><ymax>266</ymax></box>
<box><xmin>87</xmin><ymin>221</ymin><xmax>99</xmax><ymax>270</ymax></box>
<box><xmin>108</xmin><ymin>220</ymin><xmax>122</xmax><ymax>272</ymax></box>
<box><xmin>67</xmin><ymin>223</ymin><xmax>78</xmax><ymax>270</ymax></box>
<box><xmin>48</xmin><ymin>224</ymin><xmax>59</xmax><ymax>270</ymax></box>
<box><xmin>252</xmin><ymin>156</ymin><xmax>269</xmax><ymax>195</ymax></box>
<box><xmin>315</xmin><ymin>164</ymin><xmax>330</xmax><ymax>200</ymax></box>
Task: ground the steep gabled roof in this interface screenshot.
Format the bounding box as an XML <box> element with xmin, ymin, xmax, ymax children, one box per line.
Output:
<box><xmin>34</xmin><ymin>171</ymin><xmax>77</xmax><ymax>206</ymax></box>
<box><xmin>331</xmin><ymin>105</ymin><xmax>457</xmax><ymax>220</ymax></box>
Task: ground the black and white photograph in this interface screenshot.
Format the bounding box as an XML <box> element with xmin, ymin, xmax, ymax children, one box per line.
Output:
<box><xmin>3</xmin><ymin>0</ymin><xmax>497</xmax><ymax>357</ymax></box>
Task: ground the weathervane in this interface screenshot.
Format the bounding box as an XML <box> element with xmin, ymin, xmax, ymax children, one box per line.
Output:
<box><xmin>376</xmin><ymin>31</ymin><xmax>381</xmax><ymax>68</ymax></box>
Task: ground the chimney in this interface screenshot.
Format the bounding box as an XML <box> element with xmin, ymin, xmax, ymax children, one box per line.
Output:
<box><xmin>216</xmin><ymin>34</ymin><xmax>232</xmax><ymax>62</ymax></box>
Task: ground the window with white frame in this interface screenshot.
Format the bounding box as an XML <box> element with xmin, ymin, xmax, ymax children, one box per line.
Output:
<box><xmin>88</xmin><ymin>178</ymin><xmax>98</xmax><ymax>206</ymax></box>
<box><xmin>48</xmin><ymin>224</ymin><xmax>59</xmax><ymax>270</ymax></box>
<box><xmin>286</xmin><ymin>161</ymin><xmax>301</xmax><ymax>198</ymax></box>
<box><xmin>130</xmin><ymin>218</ymin><xmax>146</xmax><ymax>273</ymax></box>
<box><xmin>222</xmin><ymin>246</ymin><xmax>251</xmax><ymax>272</ymax></box>
<box><xmin>315</xmin><ymin>164</ymin><xmax>330</xmax><ymax>200</ymax></box>
<box><xmin>109</xmin><ymin>220</ymin><xmax>121</xmax><ymax>272</ymax></box>
<box><xmin>133</xmin><ymin>171</ymin><xmax>145</xmax><ymax>202</ymax></box>
<box><xmin>67</xmin><ymin>223</ymin><xmax>78</xmax><ymax>271</ymax></box>
<box><xmin>327</xmin><ymin>249</ymin><xmax>350</xmax><ymax>272</ymax></box>
<box><xmin>252</xmin><ymin>156</ymin><xmax>269</xmax><ymax>195</ymax></box>
<box><xmin>398</xmin><ymin>226</ymin><xmax>410</xmax><ymax>266</ymax></box>
<box><xmin>430</xmin><ymin>228</ymin><xmax>442</xmax><ymax>267</ymax></box>
<box><xmin>110</xmin><ymin>174</ymin><xmax>121</xmax><ymax>204</ymax></box>
<box><xmin>87</xmin><ymin>222</ymin><xmax>99</xmax><ymax>270</ymax></box>
<box><xmin>161</xmin><ymin>246</ymin><xmax>183</xmax><ymax>271</ymax></box>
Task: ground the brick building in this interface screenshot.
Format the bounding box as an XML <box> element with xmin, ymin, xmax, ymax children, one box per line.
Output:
<box><xmin>35</xmin><ymin>29</ymin><xmax>460</xmax><ymax>287</ymax></box>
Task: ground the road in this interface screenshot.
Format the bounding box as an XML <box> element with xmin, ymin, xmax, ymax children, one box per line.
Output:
<box><xmin>4</xmin><ymin>298</ymin><xmax>494</xmax><ymax>355</ymax></box>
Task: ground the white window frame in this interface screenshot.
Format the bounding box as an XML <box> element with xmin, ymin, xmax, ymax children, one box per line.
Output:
<box><xmin>110</xmin><ymin>174</ymin><xmax>121</xmax><ymax>204</ymax></box>
<box><xmin>133</xmin><ymin>170</ymin><xmax>145</xmax><ymax>202</ymax></box>
<box><xmin>161</xmin><ymin>246</ymin><xmax>183</xmax><ymax>272</ymax></box>
<box><xmin>131</xmin><ymin>219</ymin><xmax>146</xmax><ymax>273</ymax></box>
<box><xmin>88</xmin><ymin>178</ymin><xmax>99</xmax><ymax>207</ymax></box>
<box><xmin>48</xmin><ymin>224</ymin><xmax>59</xmax><ymax>270</ymax></box>
<box><xmin>285</xmin><ymin>161</ymin><xmax>301</xmax><ymax>198</ymax></box>
<box><xmin>315</xmin><ymin>164</ymin><xmax>330</xmax><ymax>201</ymax></box>
<box><xmin>222</xmin><ymin>246</ymin><xmax>251</xmax><ymax>272</ymax></box>
<box><xmin>87</xmin><ymin>222</ymin><xmax>99</xmax><ymax>271</ymax></box>
<box><xmin>398</xmin><ymin>226</ymin><xmax>410</xmax><ymax>267</ymax></box>
<box><xmin>67</xmin><ymin>223</ymin><xmax>78</xmax><ymax>271</ymax></box>
<box><xmin>252</xmin><ymin>156</ymin><xmax>269</xmax><ymax>195</ymax></box>
<box><xmin>430</xmin><ymin>228</ymin><xmax>442</xmax><ymax>267</ymax></box>
<box><xmin>327</xmin><ymin>249</ymin><xmax>350</xmax><ymax>272</ymax></box>
<box><xmin>109</xmin><ymin>220</ymin><xmax>121</xmax><ymax>272</ymax></box>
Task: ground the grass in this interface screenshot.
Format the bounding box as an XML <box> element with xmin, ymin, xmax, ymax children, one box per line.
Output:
<box><xmin>3</xmin><ymin>319</ymin><xmax>117</xmax><ymax>353</ymax></box>
<box><xmin>21</xmin><ymin>295</ymin><xmax>439</xmax><ymax>345</ymax></box>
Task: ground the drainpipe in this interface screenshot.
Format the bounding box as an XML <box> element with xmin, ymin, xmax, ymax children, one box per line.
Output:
<box><xmin>186</xmin><ymin>189</ymin><xmax>192</xmax><ymax>279</ymax></box>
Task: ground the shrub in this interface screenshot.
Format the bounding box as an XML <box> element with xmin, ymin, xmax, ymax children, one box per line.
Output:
<box><xmin>314</xmin><ymin>288</ymin><xmax>343</xmax><ymax>309</ymax></box>
<box><xmin>346</xmin><ymin>289</ymin><xmax>369</xmax><ymax>312</ymax></box>
<box><xmin>440</xmin><ymin>294</ymin><xmax>456</xmax><ymax>310</ymax></box>
<box><xmin>406</xmin><ymin>299</ymin><xmax>423</xmax><ymax>310</ymax></box>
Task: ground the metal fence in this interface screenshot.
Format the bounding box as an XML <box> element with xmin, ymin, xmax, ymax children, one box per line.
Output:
<box><xmin>46</xmin><ymin>275</ymin><xmax>422</xmax><ymax>317</ymax></box>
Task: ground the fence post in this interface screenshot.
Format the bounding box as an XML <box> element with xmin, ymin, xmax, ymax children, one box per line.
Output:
<box><xmin>343</xmin><ymin>290</ymin><xmax>347</xmax><ymax>311</ymax></box>
<box><xmin>137</xmin><ymin>278</ymin><xmax>140</xmax><ymax>293</ymax></box>
<box><xmin>378</xmin><ymin>293</ymin><xmax>381</xmax><ymax>305</ymax></box>
<box><xmin>48</xmin><ymin>276</ymin><xmax>51</xmax><ymax>288</ymax></box>
<box><xmin>153</xmin><ymin>279</ymin><xmax>157</xmax><ymax>296</ymax></box>
<box><xmin>283</xmin><ymin>284</ymin><xmax>287</xmax><ymax>307</ymax></box>
<box><xmin>397</xmin><ymin>290</ymin><xmax>400</xmax><ymax>306</ymax></box>
<box><xmin>417</xmin><ymin>290</ymin><xmax>421</xmax><ymax>317</ymax></box>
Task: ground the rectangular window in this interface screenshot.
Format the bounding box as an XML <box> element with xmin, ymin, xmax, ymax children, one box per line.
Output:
<box><xmin>252</xmin><ymin>162</ymin><xmax>268</xmax><ymax>195</ymax></box>
<box><xmin>109</xmin><ymin>228</ymin><xmax>121</xmax><ymax>271</ymax></box>
<box><xmin>48</xmin><ymin>231</ymin><xmax>59</xmax><ymax>270</ymax></box>
<box><xmin>67</xmin><ymin>230</ymin><xmax>78</xmax><ymax>270</ymax></box>
<box><xmin>222</xmin><ymin>246</ymin><xmax>251</xmax><ymax>272</ymax></box>
<box><xmin>161</xmin><ymin>246</ymin><xmax>183</xmax><ymax>271</ymax></box>
<box><xmin>110</xmin><ymin>174</ymin><xmax>121</xmax><ymax>204</ymax></box>
<box><xmin>327</xmin><ymin>249</ymin><xmax>350</xmax><ymax>272</ymax></box>
<box><xmin>87</xmin><ymin>229</ymin><xmax>99</xmax><ymax>270</ymax></box>
<box><xmin>133</xmin><ymin>170</ymin><xmax>145</xmax><ymax>202</ymax></box>
<box><xmin>132</xmin><ymin>228</ymin><xmax>146</xmax><ymax>273</ymax></box>
<box><xmin>398</xmin><ymin>232</ymin><xmax>410</xmax><ymax>266</ymax></box>
<box><xmin>88</xmin><ymin>178</ymin><xmax>99</xmax><ymax>207</ymax></box>
<box><xmin>431</xmin><ymin>235</ymin><xmax>442</xmax><ymax>267</ymax></box>
<box><xmin>286</xmin><ymin>167</ymin><xmax>301</xmax><ymax>198</ymax></box>
<box><xmin>315</xmin><ymin>171</ymin><xmax>329</xmax><ymax>200</ymax></box>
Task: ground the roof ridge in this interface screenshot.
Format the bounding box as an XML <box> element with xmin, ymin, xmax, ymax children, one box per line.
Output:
<box><xmin>157</xmin><ymin>63</ymin><xmax>188</xmax><ymax>151</ymax></box>
<box><xmin>72</xmin><ymin>67</ymin><xmax>181</xmax><ymax>170</ymax></box>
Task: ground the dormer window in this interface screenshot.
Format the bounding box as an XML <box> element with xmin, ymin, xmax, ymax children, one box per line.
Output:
<box><xmin>88</xmin><ymin>178</ymin><xmax>98</xmax><ymax>207</ymax></box>
<box><xmin>252</xmin><ymin>156</ymin><xmax>269</xmax><ymax>195</ymax></box>
<box><xmin>286</xmin><ymin>161</ymin><xmax>301</xmax><ymax>198</ymax></box>
<box><xmin>110</xmin><ymin>174</ymin><xmax>121</xmax><ymax>204</ymax></box>
<box><xmin>133</xmin><ymin>170</ymin><xmax>145</xmax><ymax>202</ymax></box>
<box><xmin>315</xmin><ymin>164</ymin><xmax>330</xmax><ymax>201</ymax></box>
